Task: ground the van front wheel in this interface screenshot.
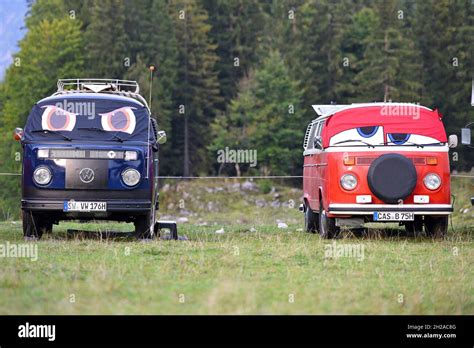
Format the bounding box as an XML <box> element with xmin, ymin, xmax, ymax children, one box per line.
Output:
<box><xmin>319</xmin><ymin>201</ymin><xmax>339</xmax><ymax>239</ymax></box>
<box><xmin>22</xmin><ymin>211</ymin><xmax>52</xmax><ymax>240</ymax></box>
<box><xmin>404</xmin><ymin>216</ymin><xmax>424</xmax><ymax>235</ymax></box>
<box><xmin>134</xmin><ymin>212</ymin><xmax>153</xmax><ymax>239</ymax></box>
<box><xmin>304</xmin><ymin>204</ymin><xmax>319</xmax><ymax>233</ymax></box>
<box><xmin>425</xmin><ymin>216</ymin><xmax>448</xmax><ymax>238</ymax></box>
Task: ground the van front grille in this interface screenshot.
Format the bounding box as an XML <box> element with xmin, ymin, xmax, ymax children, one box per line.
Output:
<box><xmin>355</xmin><ymin>156</ymin><xmax>428</xmax><ymax>166</ymax></box>
<box><xmin>48</xmin><ymin>149</ymin><xmax>125</xmax><ymax>160</ymax></box>
<box><xmin>65</xmin><ymin>159</ymin><xmax>108</xmax><ymax>189</ymax></box>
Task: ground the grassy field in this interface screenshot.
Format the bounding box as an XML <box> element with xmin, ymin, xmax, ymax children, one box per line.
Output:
<box><xmin>0</xmin><ymin>177</ymin><xmax>472</xmax><ymax>314</ymax></box>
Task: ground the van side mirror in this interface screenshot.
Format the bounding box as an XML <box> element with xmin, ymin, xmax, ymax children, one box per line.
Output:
<box><xmin>448</xmin><ymin>134</ymin><xmax>458</xmax><ymax>148</ymax></box>
<box><xmin>14</xmin><ymin>127</ymin><xmax>23</xmax><ymax>141</ymax></box>
<box><xmin>313</xmin><ymin>136</ymin><xmax>323</xmax><ymax>149</ymax></box>
<box><xmin>156</xmin><ymin>130</ymin><xmax>167</xmax><ymax>145</ymax></box>
<box><xmin>461</xmin><ymin>128</ymin><xmax>471</xmax><ymax>145</ymax></box>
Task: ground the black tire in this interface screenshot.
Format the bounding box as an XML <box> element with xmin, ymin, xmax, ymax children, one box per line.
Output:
<box><xmin>425</xmin><ymin>216</ymin><xmax>448</xmax><ymax>238</ymax></box>
<box><xmin>404</xmin><ymin>216</ymin><xmax>424</xmax><ymax>235</ymax></box>
<box><xmin>134</xmin><ymin>212</ymin><xmax>153</xmax><ymax>239</ymax></box>
<box><xmin>319</xmin><ymin>200</ymin><xmax>339</xmax><ymax>239</ymax></box>
<box><xmin>22</xmin><ymin>211</ymin><xmax>52</xmax><ymax>240</ymax></box>
<box><xmin>304</xmin><ymin>203</ymin><xmax>319</xmax><ymax>233</ymax></box>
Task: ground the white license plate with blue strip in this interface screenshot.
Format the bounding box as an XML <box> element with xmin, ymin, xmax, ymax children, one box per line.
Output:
<box><xmin>373</xmin><ymin>212</ymin><xmax>414</xmax><ymax>221</ymax></box>
<box><xmin>63</xmin><ymin>201</ymin><xmax>107</xmax><ymax>212</ymax></box>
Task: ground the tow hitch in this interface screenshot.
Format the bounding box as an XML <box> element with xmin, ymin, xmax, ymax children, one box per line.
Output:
<box><xmin>155</xmin><ymin>220</ymin><xmax>178</xmax><ymax>240</ymax></box>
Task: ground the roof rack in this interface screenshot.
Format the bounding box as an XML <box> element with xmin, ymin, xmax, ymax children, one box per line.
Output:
<box><xmin>53</xmin><ymin>79</ymin><xmax>149</xmax><ymax>110</ymax></box>
<box><xmin>57</xmin><ymin>79</ymin><xmax>140</xmax><ymax>93</ymax></box>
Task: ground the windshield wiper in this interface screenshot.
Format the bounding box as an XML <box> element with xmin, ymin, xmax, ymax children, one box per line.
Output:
<box><xmin>416</xmin><ymin>141</ymin><xmax>445</xmax><ymax>146</ymax></box>
<box><xmin>31</xmin><ymin>129</ymin><xmax>71</xmax><ymax>141</ymax></box>
<box><xmin>332</xmin><ymin>139</ymin><xmax>375</xmax><ymax>148</ymax></box>
<box><xmin>380</xmin><ymin>141</ymin><xmax>424</xmax><ymax>148</ymax></box>
<box><xmin>77</xmin><ymin>127</ymin><xmax>124</xmax><ymax>142</ymax></box>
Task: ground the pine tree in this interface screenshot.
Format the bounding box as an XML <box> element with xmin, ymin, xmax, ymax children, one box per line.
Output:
<box><xmin>201</xmin><ymin>0</ymin><xmax>267</xmax><ymax>108</ymax></box>
<box><xmin>413</xmin><ymin>0</ymin><xmax>474</xmax><ymax>170</ymax></box>
<box><xmin>211</xmin><ymin>50</ymin><xmax>303</xmax><ymax>176</ymax></box>
<box><xmin>282</xmin><ymin>0</ymin><xmax>355</xmax><ymax>120</ymax></box>
<box><xmin>170</xmin><ymin>0</ymin><xmax>221</xmax><ymax>176</ymax></box>
<box><xmin>353</xmin><ymin>0</ymin><xmax>422</xmax><ymax>102</ymax></box>
<box><xmin>84</xmin><ymin>0</ymin><xmax>129</xmax><ymax>78</ymax></box>
<box><xmin>25</xmin><ymin>0</ymin><xmax>68</xmax><ymax>27</ymax></box>
<box><xmin>123</xmin><ymin>0</ymin><xmax>179</xmax><ymax>174</ymax></box>
<box><xmin>339</xmin><ymin>6</ymin><xmax>379</xmax><ymax>101</ymax></box>
<box><xmin>0</xmin><ymin>17</ymin><xmax>84</xmax><ymax>217</ymax></box>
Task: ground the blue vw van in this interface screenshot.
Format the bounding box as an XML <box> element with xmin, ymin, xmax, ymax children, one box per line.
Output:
<box><xmin>14</xmin><ymin>79</ymin><xmax>167</xmax><ymax>239</ymax></box>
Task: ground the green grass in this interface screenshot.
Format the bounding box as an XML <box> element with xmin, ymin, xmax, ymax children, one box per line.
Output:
<box><xmin>0</xmin><ymin>177</ymin><xmax>472</xmax><ymax>314</ymax></box>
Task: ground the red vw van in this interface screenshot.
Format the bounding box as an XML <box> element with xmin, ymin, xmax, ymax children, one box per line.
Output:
<box><xmin>302</xmin><ymin>103</ymin><xmax>457</xmax><ymax>238</ymax></box>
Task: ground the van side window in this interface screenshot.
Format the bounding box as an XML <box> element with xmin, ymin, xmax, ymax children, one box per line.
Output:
<box><xmin>310</xmin><ymin>122</ymin><xmax>323</xmax><ymax>149</ymax></box>
<box><xmin>303</xmin><ymin>123</ymin><xmax>313</xmax><ymax>149</ymax></box>
<box><xmin>317</xmin><ymin>120</ymin><xmax>325</xmax><ymax>136</ymax></box>
<box><xmin>307</xmin><ymin>122</ymin><xmax>321</xmax><ymax>150</ymax></box>
<box><xmin>304</xmin><ymin>122</ymin><xmax>318</xmax><ymax>150</ymax></box>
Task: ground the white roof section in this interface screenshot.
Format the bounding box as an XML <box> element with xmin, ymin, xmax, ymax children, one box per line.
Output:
<box><xmin>311</xmin><ymin>102</ymin><xmax>433</xmax><ymax>120</ymax></box>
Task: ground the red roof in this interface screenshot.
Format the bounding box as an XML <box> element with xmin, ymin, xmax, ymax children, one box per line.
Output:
<box><xmin>321</xmin><ymin>106</ymin><xmax>447</xmax><ymax>147</ymax></box>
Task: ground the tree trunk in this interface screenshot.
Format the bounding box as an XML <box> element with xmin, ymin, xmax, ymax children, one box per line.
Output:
<box><xmin>183</xmin><ymin>114</ymin><xmax>190</xmax><ymax>176</ymax></box>
<box><xmin>383</xmin><ymin>30</ymin><xmax>390</xmax><ymax>101</ymax></box>
<box><xmin>235</xmin><ymin>163</ymin><xmax>241</xmax><ymax>177</ymax></box>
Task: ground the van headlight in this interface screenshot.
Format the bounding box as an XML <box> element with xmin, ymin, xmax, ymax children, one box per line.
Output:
<box><xmin>33</xmin><ymin>166</ymin><xmax>52</xmax><ymax>185</ymax></box>
<box><xmin>423</xmin><ymin>173</ymin><xmax>441</xmax><ymax>190</ymax></box>
<box><xmin>340</xmin><ymin>173</ymin><xmax>358</xmax><ymax>191</ymax></box>
<box><xmin>122</xmin><ymin>168</ymin><xmax>141</xmax><ymax>186</ymax></box>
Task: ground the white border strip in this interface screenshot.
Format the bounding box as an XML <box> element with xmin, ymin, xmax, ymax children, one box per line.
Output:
<box><xmin>329</xmin><ymin>203</ymin><xmax>453</xmax><ymax>209</ymax></box>
<box><xmin>304</xmin><ymin>145</ymin><xmax>449</xmax><ymax>155</ymax></box>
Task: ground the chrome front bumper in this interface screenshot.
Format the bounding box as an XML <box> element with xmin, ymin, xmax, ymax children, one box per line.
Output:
<box><xmin>328</xmin><ymin>204</ymin><xmax>453</xmax><ymax>215</ymax></box>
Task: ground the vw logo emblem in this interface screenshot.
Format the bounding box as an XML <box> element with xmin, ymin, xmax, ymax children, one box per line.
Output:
<box><xmin>79</xmin><ymin>168</ymin><xmax>95</xmax><ymax>183</ymax></box>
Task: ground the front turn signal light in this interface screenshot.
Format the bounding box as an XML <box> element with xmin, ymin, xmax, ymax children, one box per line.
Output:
<box><xmin>426</xmin><ymin>157</ymin><xmax>438</xmax><ymax>165</ymax></box>
<box><xmin>343</xmin><ymin>156</ymin><xmax>355</xmax><ymax>165</ymax></box>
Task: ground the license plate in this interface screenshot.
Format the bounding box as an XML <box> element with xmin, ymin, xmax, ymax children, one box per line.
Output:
<box><xmin>63</xmin><ymin>201</ymin><xmax>107</xmax><ymax>212</ymax></box>
<box><xmin>373</xmin><ymin>212</ymin><xmax>414</xmax><ymax>221</ymax></box>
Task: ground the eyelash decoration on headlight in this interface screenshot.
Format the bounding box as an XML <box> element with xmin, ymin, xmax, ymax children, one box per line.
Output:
<box><xmin>357</xmin><ymin>126</ymin><xmax>379</xmax><ymax>138</ymax></box>
<box><xmin>388</xmin><ymin>133</ymin><xmax>410</xmax><ymax>145</ymax></box>
<box><xmin>41</xmin><ymin>105</ymin><xmax>77</xmax><ymax>131</ymax></box>
<box><xmin>100</xmin><ymin>107</ymin><xmax>137</xmax><ymax>134</ymax></box>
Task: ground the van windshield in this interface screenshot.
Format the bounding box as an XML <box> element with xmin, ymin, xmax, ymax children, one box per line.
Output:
<box><xmin>23</xmin><ymin>96</ymin><xmax>155</xmax><ymax>143</ymax></box>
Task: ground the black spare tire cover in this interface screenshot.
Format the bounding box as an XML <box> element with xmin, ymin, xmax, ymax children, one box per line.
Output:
<box><xmin>367</xmin><ymin>154</ymin><xmax>417</xmax><ymax>203</ymax></box>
